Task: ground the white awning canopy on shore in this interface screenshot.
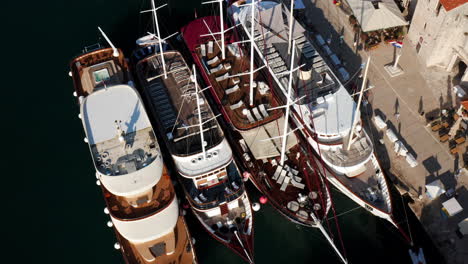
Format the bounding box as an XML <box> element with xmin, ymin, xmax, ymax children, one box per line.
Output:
<box><xmin>346</xmin><ymin>0</ymin><xmax>408</xmax><ymax>32</ymax></box>
<box><xmin>426</xmin><ymin>179</ymin><xmax>446</xmax><ymax>200</ymax></box>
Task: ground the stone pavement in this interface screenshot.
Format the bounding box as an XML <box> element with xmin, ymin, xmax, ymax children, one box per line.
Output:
<box><xmin>300</xmin><ymin>0</ymin><xmax>468</xmax><ymax>263</ymax></box>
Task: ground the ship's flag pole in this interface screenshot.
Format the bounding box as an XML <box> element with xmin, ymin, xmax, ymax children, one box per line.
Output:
<box><xmin>97</xmin><ymin>27</ymin><xmax>119</xmax><ymax>57</ymax></box>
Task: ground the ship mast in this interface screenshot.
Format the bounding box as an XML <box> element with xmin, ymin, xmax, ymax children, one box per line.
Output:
<box><xmin>287</xmin><ymin>0</ymin><xmax>295</xmax><ymax>54</ymax></box>
<box><xmin>141</xmin><ymin>1</ymin><xmax>171</xmax><ymax>79</ymax></box>
<box><xmin>202</xmin><ymin>0</ymin><xmax>226</xmax><ymax>60</ymax></box>
<box><xmin>192</xmin><ymin>65</ymin><xmax>206</xmax><ymax>158</ymax></box>
<box><xmin>97</xmin><ymin>27</ymin><xmax>119</xmax><ymax>57</ymax></box>
<box><xmin>345</xmin><ymin>56</ymin><xmax>371</xmax><ymax>151</ymax></box>
<box><xmin>248</xmin><ymin>0</ymin><xmax>256</xmax><ymax>106</ymax></box>
<box><xmin>280</xmin><ymin>39</ymin><xmax>296</xmax><ymax>166</ymax></box>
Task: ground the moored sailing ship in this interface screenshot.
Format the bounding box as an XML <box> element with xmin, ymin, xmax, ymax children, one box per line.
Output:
<box><xmin>70</xmin><ymin>33</ymin><xmax>197</xmax><ymax>264</ymax></box>
<box><xmin>133</xmin><ymin>25</ymin><xmax>254</xmax><ymax>262</ymax></box>
<box><xmin>228</xmin><ymin>0</ymin><xmax>399</xmax><ymax>230</ymax></box>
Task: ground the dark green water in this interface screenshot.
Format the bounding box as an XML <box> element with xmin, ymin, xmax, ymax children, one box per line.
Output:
<box><xmin>5</xmin><ymin>0</ymin><xmax>442</xmax><ymax>263</ymax></box>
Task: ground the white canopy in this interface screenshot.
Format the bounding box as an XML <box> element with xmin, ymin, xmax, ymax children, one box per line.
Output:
<box><xmin>458</xmin><ymin>218</ymin><xmax>468</xmax><ymax>235</ymax></box>
<box><xmin>112</xmin><ymin>197</ymin><xmax>178</xmax><ymax>243</ymax></box>
<box><xmin>82</xmin><ymin>85</ymin><xmax>152</xmax><ymax>144</ymax></box>
<box><xmin>346</xmin><ymin>0</ymin><xmax>408</xmax><ymax>32</ymax></box>
<box><xmin>443</xmin><ymin>198</ymin><xmax>463</xmax><ymax>217</ymax></box>
<box><xmin>426</xmin><ymin>179</ymin><xmax>446</xmax><ymax>199</ymax></box>
<box><xmin>240</xmin><ymin>116</ymin><xmax>298</xmax><ymax>160</ymax></box>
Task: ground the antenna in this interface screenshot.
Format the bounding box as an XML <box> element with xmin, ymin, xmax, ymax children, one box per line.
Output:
<box><xmin>202</xmin><ymin>0</ymin><xmax>225</xmax><ymax>59</ymax></box>
<box><xmin>280</xmin><ymin>39</ymin><xmax>296</xmax><ymax>166</ymax></box>
<box><xmin>346</xmin><ymin>56</ymin><xmax>371</xmax><ymax>151</ymax></box>
<box><xmin>97</xmin><ymin>27</ymin><xmax>119</xmax><ymax>57</ymax></box>
<box><xmin>141</xmin><ymin>1</ymin><xmax>169</xmax><ymax>79</ymax></box>
<box><xmin>287</xmin><ymin>0</ymin><xmax>295</xmax><ymax>54</ymax></box>
<box><xmin>192</xmin><ymin>64</ymin><xmax>206</xmax><ymax>159</ymax></box>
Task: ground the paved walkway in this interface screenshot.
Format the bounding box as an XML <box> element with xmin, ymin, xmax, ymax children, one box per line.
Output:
<box><xmin>301</xmin><ymin>0</ymin><xmax>468</xmax><ymax>263</ymax></box>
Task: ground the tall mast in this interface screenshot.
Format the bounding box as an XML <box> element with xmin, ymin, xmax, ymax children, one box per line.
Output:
<box><xmin>193</xmin><ymin>65</ymin><xmax>206</xmax><ymax>158</ymax></box>
<box><xmin>345</xmin><ymin>56</ymin><xmax>371</xmax><ymax>151</ymax></box>
<box><xmin>201</xmin><ymin>0</ymin><xmax>226</xmax><ymax>59</ymax></box>
<box><xmin>150</xmin><ymin>0</ymin><xmax>167</xmax><ymax>79</ymax></box>
<box><xmin>219</xmin><ymin>0</ymin><xmax>225</xmax><ymax>60</ymax></box>
<box><xmin>280</xmin><ymin>39</ymin><xmax>296</xmax><ymax>166</ymax></box>
<box><xmin>97</xmin><ymin>27</ymin><xmax>119</xmax><ymax>57</ymax></box>
<box><xmin>287</xmin><ymin>0</ymin><xmax>295</xmax><ymax>54</ymax></box>
<box><xmin>249</xmin><ymin>0</ymin><xmax>256</xmax><ymax>106</ymax></box>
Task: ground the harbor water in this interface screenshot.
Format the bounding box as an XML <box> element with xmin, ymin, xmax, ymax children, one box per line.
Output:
<box><xmin>5</xmin><ymin>0</ymin><xmax>444</xmax><ymax>263</ymax></box>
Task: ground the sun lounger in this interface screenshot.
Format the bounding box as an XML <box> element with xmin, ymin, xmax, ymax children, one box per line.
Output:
<box><xmin>223</xmin><ymin>63</ymin><xmax>232</xmax><ymax>70</ymax></box>
<box><xmin>215</xmin><ymin>72</ymin><xmax>229</xmax><ymax>82</ymax></box>
<box><xmin>252</xmin><ymin>107</ymin><xmax>263</xmax><ymax>120</ymax></box>
<box><xmin>259</xmin><ymin>104</ymin><xmax>269</xmax><ymax>118</ymax></box>
<box><xmin>272</xmin><ymin>165</ymin><xmax>282</xmax><ymax>181</ymax></box>
<box><xmin>291</xmin><ymin>176</ymin><xmax>305</xmax><ymax>189</ymax></box>
<box><xmin>280</xmin><ymin>176</ymin><xmax>291</xmax><ymax>191</ymax></box>
<box><xmin>230</xmin><ymin>100</ymin><xmax>244</xmax><ymax>110</ymax></box>
<box><xmin>207</xmin><ymin>41</ymin><xmax>214</xmax><ymax>54</ymax></box>
<box><xmin>200</xmin><ymin>44</ymin><xmax>206</xmax><ymax>57</ymax></box>
<box><xmin>242</xmin><ymin>109</ymin><xmax>256</xmax><ymax>123</ymax></box>
<box><xmin>226</xmin><ymin>84</ymin><xmax>240</xmax><ymax>94</ymax></box>
<box><xmin>210</xmin><ymin>63</ymin><xmax>224</xmax><ymax>74</ymax></box>
<box><xmin>232</xmin><ymin>77</ymin><xmax>240</xmax><ymax>85</ymax></box>
<box><xmin>277</xmin><ymin>169</ymin><xmax>287</xmax><ymax>184</ymax></box>
<box><xmin>207</xmin><ymin>56</ymin><xmax>220</xmax><ymax>65</ymax></box>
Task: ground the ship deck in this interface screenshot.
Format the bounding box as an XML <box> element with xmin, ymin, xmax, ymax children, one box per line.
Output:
<box><xmin>193</xmin><ymin>34</ymin><xmax>283</xmax><ymax>131</ymax></box>
<box><xmin>102</xmin><ymin>166</ymin><xmax>175</xmax><ymax>220</ymax></box>
<box><xmin>135</xmin><ymin>51</ymin><xmax>224</xmax><ymax>156</ymax></box>
<box><xmin>116</xmin><ymin>215</ymin><xmax>195</xmax><ymax>264</ymax></box>
<box><xmin>70</xmin><ymin>48</ymin><xmax>128</xmax><ymax>97</ymax></box>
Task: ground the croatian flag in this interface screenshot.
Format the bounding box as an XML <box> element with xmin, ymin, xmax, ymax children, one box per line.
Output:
<box><xmin>390</xmin><ymin>41</ymin><xmax>403</xmax><ymax>48</ymax></box>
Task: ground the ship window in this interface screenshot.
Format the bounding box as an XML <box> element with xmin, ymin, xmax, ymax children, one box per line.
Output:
<box><xmin>93</xmin><ymin>68</ymin><xmax>110</xmax><ymax>83</ymax></box>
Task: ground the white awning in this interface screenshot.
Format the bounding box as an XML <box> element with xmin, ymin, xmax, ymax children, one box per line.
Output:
<box><xmin>346</xmin><ymin>0</ymin><xmax>408</xmax><ymax>32</ymax></box>
<box><xmin>426</xmin><ymin>179</ymin><xmax>446</xmax><ymax>200</ymax></box>
<box><xmin>111</xmin><ymin>197</ymin><xmax>179</xmax><ymax>243</ymax></box>
<box><xmin>442</xmin><ymin>198</ymin><xmax>463</xmax><ymax>217</ymax></box>
<box><xmin>239</xmin><ymin>116</ymin><xmax>298</xmax><ymax>160</ymax></box>
<box><xmin>459</xmin><ymin>218</ymin><xmax>468</xmax><ymax>235</ymax></box>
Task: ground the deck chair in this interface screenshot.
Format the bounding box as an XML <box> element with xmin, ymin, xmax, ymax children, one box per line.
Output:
<box><xmin>230</xmin><ymin>100</ymin><xmax>244</xmax><ymax>110</ymax></box>
<box><xmin>258</xmin><ymin>82</ymin><xmax>270</xmax><ymax>95</ymax></box>
<box><xmin>277</xmin><ymin>169</ymin><xmax>287</xmax><ymax>184</ymax></box>
<box><xmin>259</xmin><ymin>104</ymin><xmax>269</xmax><ymax>118</ymax></box>
<box><xmin>200</xmin><ymin>44</ymin><xmax>207</xmax><ymax>57</ymax></box>
<box><xmin>232</xmin><ymin>77</ymin><xmax>240</xmax><ymax>85</ymax></box>
<box><xmin>207</xmin><ymin>41</ymin><xmax>214</xmax><ymax>54</ymax></box>
<box><xmin>280</xmin><ymin>176</ymin><xmax>291</xmax><ymax>191</ymax></box>
<box><xmin>272</xmin><ymin>165</ymin><xmax>282</xmax><ymax>181</ymax></box>
<box><xmin>252</xmin><ymin>107</ymin><xmax>263</xmax><ymax>120</ymax></box>
<box><xmin>207</xmin><ymin>56</ymin><xmax>220</xmax><ymax>65</ymax></box>
<box><xmin>226</xmin><ymin>84</ymin><xmax>240</xmax><ymax>95</ymax></box>
<box><xmin>215</xmin><ymin>72</ymin><xmax>229</xmax><ymax>82</ymax></box>
<box><xmin>210</xmin><ymin>63</ymin><xmax>224</xmax><ymax>74</ymax></box>
<box><xmin>223</xmin><ymin>63</ymin><xmax>232</xmax><ymax>70</ymax></box>
<box><xmin>242</xmin><ymin>109</ymin><xmax>256</xmax><ymax>123</ymax></box>
<box><xmin>291</xmin><ymin>176</ymin><xmax>305</xmax><ymax>189</ymax></box>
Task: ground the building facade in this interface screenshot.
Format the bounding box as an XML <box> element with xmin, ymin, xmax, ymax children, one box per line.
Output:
<box><xmin>407</xmin><ymin>0</ymin><xmax>468</xmax><ymax>84</ymax></box>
